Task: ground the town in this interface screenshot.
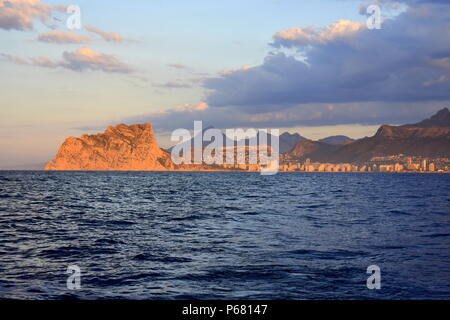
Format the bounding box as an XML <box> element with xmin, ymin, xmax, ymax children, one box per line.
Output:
<box><xmin>278</xmin><ymin>155</ymin><xmax>450</xmax><ymax>173</ymax></box>
<box><xmin>214</xmin><ymin>153</ymin><xmax>450</xmax><ymax>173</ymax></box>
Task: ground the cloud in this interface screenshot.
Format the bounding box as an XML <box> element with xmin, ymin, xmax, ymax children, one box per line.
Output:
<box><xmin>423</xmin><ymin>75</ymin><xmax>448</xmax><ymax>87</ymax></box>
<box><xmin>232</xmin><ymin>101</ymin><xmax>449</xmax><ymax>127</ymax></box>
<box><xmin>61</xmin><ymin>48</ymin><xmax>133</xmax><ymax>72</ymax></box>
<box><xmin>1</xmin><ymin>53</ymin><xmax>28</xmax><ymax>64</ymax></box>
<box><xmin>29</xmin><ymin>55</ymin><xmax>57</xmax><ymax>68</ymax></box>
<box><xmin>0</xmin><ymin>0</ymin><xmax>62</xmax><ymax>31</ymax></box>
<box><xmin>168</xmin><ymin>63</ymin><xmax>191</xmax><ymax>70</ymax></box>
<box><xmin>38</xmin><ymin>31</ymin><xmax>91</xmax><ymax>44</ymax></box>
<box><xmin>203</xmin><ymin>0</ymin><xmax>450</xmax><ymax>121</ymax></box>
<box><xmin>71</xmin><ymin>125</ymin><xmax>107</xmax><ymax>132</ymax></box>
<box><xmin>122</xmin><ymin>99</ymin><xmax>449</xmax><ymax>133</ymax></box>
<box><xmin>358</xmin><ymin>0</ymin><xmax>406</xmax><ymax>15</ymax></box>
<box><xmin>85</xmin><ymin>24</ymin><xmax>124</xmax><ymax>42</ymax></box>
<box><xmin>219</xmin><ymin>65</ymin><xmax>254</xmax><ymax>75</ymax></box>
<box><xmin>2</xmin><ymin>52</ymin><xmax>58</xmax><ymax>67</ymax></box>
<box><xmin>272</xmin><ymin>20</ymin><xmax>365</xmax><ymax>48</ymax></box>
<box><xmin>126</xmin><ymin>104</ymin><xmax>272</xmax><ymax>134</ymax></box>
<box><xmin>2</xmin><ymin>47</ymin><xmax>134</xmax><ymax>73</ymax></box>
<box><xmin>123</xmin><ymin>103</ymin><xmax>219</xmax><ymax>130</ymax></box>
<box><xmin>159</xmin><ymin>102</ymin><xmax>209</xmax><ymax>114</ymax></box>
<box><xmin>175</xmin><ymin>102</ymin><xmax>209</xmax><ymax>112</ymax></box>
<box><xmin>153</xmin><ymin>81</ymin><xmax>193</xmax><ymax>89</ymax></box>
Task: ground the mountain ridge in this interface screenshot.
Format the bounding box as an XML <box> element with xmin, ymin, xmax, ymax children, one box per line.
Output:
<box><xmin>319</xmin><ymin>135</ymin><xmax>354</xmax><ymax>145</ymax></box>
<box><xmin>287</xmin><ymin>107</ymin><xmax>450</xmax><ymax>163</ymax></box>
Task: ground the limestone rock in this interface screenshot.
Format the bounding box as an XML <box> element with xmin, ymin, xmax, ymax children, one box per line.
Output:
<box><xmin>45</xmin><ymin>123</ymin><xmax>174</xmax><ymax>171</ymax></box>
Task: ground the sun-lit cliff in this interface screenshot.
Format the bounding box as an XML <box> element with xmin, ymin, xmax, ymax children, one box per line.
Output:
<box><xmin>45</xmin><ymin>123</ymin><xmax>174</xmax><ymax>171</ymax></box>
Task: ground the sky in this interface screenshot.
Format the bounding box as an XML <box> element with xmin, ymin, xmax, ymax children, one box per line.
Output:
<box><xmin>1</xmin><ymin>0</ymin><xmax>449</xmax><ymax>168</ymax></box>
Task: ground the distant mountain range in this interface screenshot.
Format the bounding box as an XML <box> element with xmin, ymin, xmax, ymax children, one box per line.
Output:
<box><xmin>279</xmin><ymin>132</ymin><xmax>307</xmax><ymax>153</ymax></box>
<box><xmin>167</xmin><ymin>127</ymin><xmax>308</xmax><ymax>153</ymax></box>
<box><xmin>318</xmin><ymin>135</ymin><xmax>355</xmax><ymax>145</ymax></box>
<box><xmin>287</xmin><ymin>108</ymin><xmax>450</xmax><ymax>163</ymax></box>
<box><xmin>166</xmin><ymin>127</ymin><xmax>356</xmax><ymax>154</ymax></box>
<box><xmin>167</xmin><ymin>109</ymin><xmax>450</xmax><ymax>163</ymax></box>
<box><xmin>240</xmin><ymin>131</ymin><xmax>307</xmax><ymax>153</ymax></box>
<box><xmin>166</xmin><ymin>125</ymin><xmax>235</xmax><ymax>153</ymax></box>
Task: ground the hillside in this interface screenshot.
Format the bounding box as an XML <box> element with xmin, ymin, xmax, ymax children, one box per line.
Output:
<box><xmin>288</xmin><ymin>108</ymin><xmax>450</xmax><ymax>163</ymax></box>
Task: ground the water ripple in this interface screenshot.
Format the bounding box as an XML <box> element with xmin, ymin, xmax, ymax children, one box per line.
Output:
<box><xmin>0</xmin><ymin>171</ymin><xmax>449</xmax><ymax>299</ymax></box>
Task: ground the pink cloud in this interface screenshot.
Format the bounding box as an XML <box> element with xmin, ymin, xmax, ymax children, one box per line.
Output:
<box><xmin>272</xmin><ymin>19</ymin><xmax>365</xmax><ymax>48</ymax></box>
<box><xmin>2</xmin><ymin>47</ymin><xmax>134</xmax><ymax>73</ymax></box>
<box><xmin>0</xmin><ymin>0</ymin><xmax>63</xmax><ymax>31</ymax></box>
<box><xmin>38</xmin><ymin>31</ymin><xmax>91</xmax><ymax>44</ymax></box>
<box><xmin>85</xmin><ymin>24</ymin><xmax>124</xmax><ymax>42</ymax></box>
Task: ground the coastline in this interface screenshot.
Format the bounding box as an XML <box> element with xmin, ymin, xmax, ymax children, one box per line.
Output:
<box><xmin>1</xmin><ymin>169</ymin><xmax>448</xmax><ymax>173</ymax></box>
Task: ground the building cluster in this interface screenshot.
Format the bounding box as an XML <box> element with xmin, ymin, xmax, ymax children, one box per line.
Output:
<box><xmin>279</xmin><ymin>156</ymin><xmax>448</xmax><ymax>173</ymax></box>
<box><xmin>370</xmin><ymin>155</ymin><xmax>449</xmax><ymax>172</ymax></box>
<box><xmin>280</xmin><ymin>162</ymin><xmax>369</xmax><ymax>172</ymax></box>
<box><xmin>185</xmin><ymin>146</ymin><xmax>450</xmax><ymax>173</ymax></box>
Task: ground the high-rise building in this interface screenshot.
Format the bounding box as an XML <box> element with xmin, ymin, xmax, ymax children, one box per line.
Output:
<box><xmin>394</xmin><ymin>163</ymin><xmax>404</xmax><ymax>172</ymax></box>
<box><xmin>421</xmin><ymin>159</ymin><xmax>427</xmax><ymax>171</ymax></box>
<box><xmin>407</xmin><ymin>157</ymin><xmax>413</xmax><ymax>166</ymax></box>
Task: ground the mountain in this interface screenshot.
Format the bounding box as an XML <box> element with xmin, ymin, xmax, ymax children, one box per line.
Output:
<box><xmin>403</xmin><ymin>107</ymin><xmax>450</xmax><ymax>128</ymax></box>
<box><xmin>45</xmin><ymin>123</ymin><xmax>174</xmax><ymax>170</ymax></box>
<box><xmin>168</xmin><ymin>128</ymin><xmax>305</xmax><ymax>153</ymax></box>
<box><xmin>289</xmin><ymin>140</ymin><xmax>340</xmax><ymax>160</ymax></box>
<box><xmin>167</xmin><ymin>125</ymin><xmax>235</xmax><ymax>152</ymax></box>
<box><xmin>239</xmin><ymin>131</ymin><xmax>305</xmax><ymax>153</ymax></box>
<box><xmin>279</xmin><ymin>132</ymin><xmax>306</xmax><ymax>153</ymax></box>
<box><xmin>327</xmin><ymin>124</ymin><xmax>450</xmax><ymax>163</ymax></box>
<box><xmin>287</xmin><ymin>108</ymin><xmax>450</xmax><ymax>163</ymax></box>
<box><xmin>319</xmin><ymin>135</ymin><xmax>354</xmax><ymax>145</ymax></box>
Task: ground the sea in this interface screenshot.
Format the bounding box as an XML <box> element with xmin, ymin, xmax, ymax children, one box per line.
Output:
<box><xmin>0</xmin><ymin>171</ymin><xmax>449</xmax><ymax>299</ymax></box>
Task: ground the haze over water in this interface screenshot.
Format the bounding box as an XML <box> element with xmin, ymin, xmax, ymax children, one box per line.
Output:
<box><xmin>0</xmin><ymin>171</ymin><xmax>449</xmax><ymax>299</ymax></box>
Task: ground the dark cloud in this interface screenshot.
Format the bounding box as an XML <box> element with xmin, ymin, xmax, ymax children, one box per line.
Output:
<box><xmin>121</xmin><ymin>99</ymin><xmax>449</xmax><ymax>132</ymax></box>
<box><xmin>203</xmin><ymin>1</ymin><xmax>450</xmax><ymax>124</ymax></box>
<box><xmin>123</xmin><ymin>103</ymin><xmax>231</xmax><ymax>131</ymax></box>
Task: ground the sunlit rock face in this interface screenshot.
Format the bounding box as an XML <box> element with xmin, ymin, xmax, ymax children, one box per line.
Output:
<box><xmin>45</xmin><ymin>123</ymin><xmax>174</xmax><ymax>171</ymax></box>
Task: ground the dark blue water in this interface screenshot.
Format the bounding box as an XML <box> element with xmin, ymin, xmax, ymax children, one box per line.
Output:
<box><xmin>0</xmin><ymin>171</ymin><xmax>449</xmax><ymax>299</ymax></box>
